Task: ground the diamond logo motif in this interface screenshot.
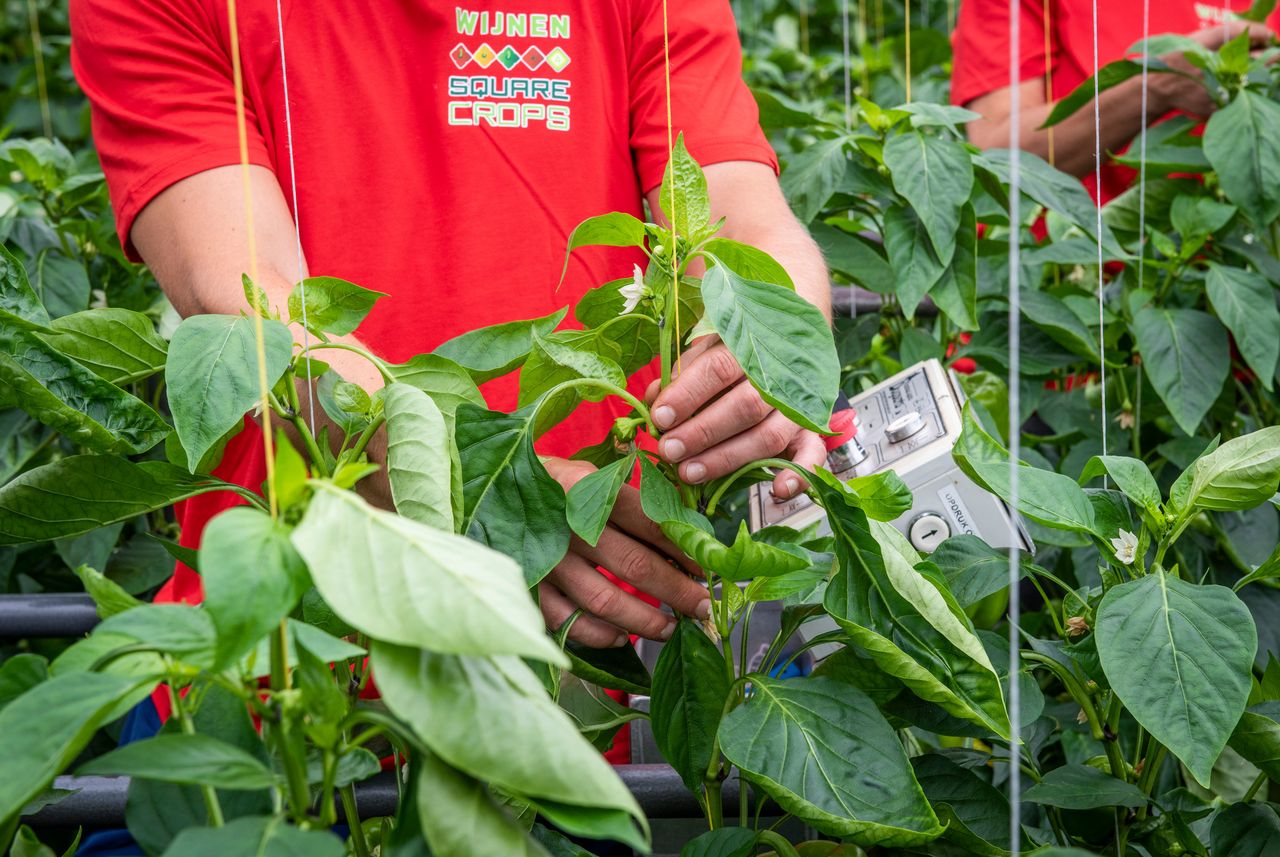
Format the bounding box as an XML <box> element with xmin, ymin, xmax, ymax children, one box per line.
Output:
<box><xmin>522</xmin><ymin>46</ymin><xmax>547</xmax><ymax>70</ymax></box>
<box><xmin>496</xmin><ymin>45</ymin><xmax>522</xmax><ymax>70</ymax></box>
<box><xmin>472</xmin><ymin>43</ymin><xmax>497</xmax><ymax>68</ymax></box>
<box><xmin>449</xmin><ymin>42</ymin><xmax>473</xmax><ymax>69</ymax></box>
<box><xmin>544</xmin><ymin>46</ymin><xmax>571</xmax><ymax>73</ymax></box>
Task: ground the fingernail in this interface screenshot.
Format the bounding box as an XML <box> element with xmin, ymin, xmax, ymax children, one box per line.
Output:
<box><xmin>785</xmin><ymin>477</ymin><xmax>800</xmax><ymax>496</ymax></box>
<box><xmin>685</xmin><ymin>461</ymin><xmax>707</xmax><ymax>483</ymax></box>
<box><xmin>659</xmin><ymin>622</ymin><xmax>675</xmax><ymax>641</ymax></box>
<box><xmin>653</xmin><ymin>405</ymin><xmax>676</xmax><ymax>428</ymax></box>
<box><xmin>612</xmin><ymin>633</ymin><xmax>630</xmax><ymax>648</ymax></box>
<box><xmin>662</xmin><ymin>437</ymin><xmax>686</xmax><ymax>461</ymax></box>
<box><xmin>696</xmin><ymin>599</ymin><xmax>711</xmax><ymax>620</ymax></box>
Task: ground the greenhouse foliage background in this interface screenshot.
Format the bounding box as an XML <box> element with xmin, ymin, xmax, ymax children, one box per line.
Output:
<box><xmin>4</xmin><ymin>0</ymin><xmax>1280</xmax><ymax>855</ymax></box>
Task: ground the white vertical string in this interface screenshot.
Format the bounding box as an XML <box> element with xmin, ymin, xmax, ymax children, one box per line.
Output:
<box><xmin>1136</xmin><ymin>0</ymin><xmax>1149</xmax><ymax>295</ymax></box>
<box><xmin>274</xmin><ymin>0</ymin><xmax>316</xmax><ymax>435</ymax></box>
<box><xmin>842</xmin><ymin>0</ymin><xmax>857</xmax><ymax>321</ymax></box>
<box><xmin>1006</xmin><ymin>0</ymin><xmax>1023</xmax><ymax>847</ymax></box>
<box><xmin>1091</xmin><ymin>0</ymin><xmax>1108</xmax><ymax>462</ymax></box>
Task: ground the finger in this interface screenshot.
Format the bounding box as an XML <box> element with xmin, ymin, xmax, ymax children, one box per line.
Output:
<box><xmin>643</xmin><ymin>335</ymin><xmax>720</xmax><ymax>405</ymax></box>
<box><xmin>553</xmin><ymin>548</ymin><xmax>681</xmax><ymax>641</ymax></box>
<box><xmin>771</xmin><ymin>431</ymin><xmax>826</xmax><ymax>501</ymax></box>
<box><xmin>658</xmin><ymin>379</ymin><xmax>772</xmax><ymax>465</ymax></box>
<box><xmin>572</xmin><ymin>526</ymin><xmax>711</xmax><ymax>622</ymax></box>
<box><xmin>537</xmin><ymin>580</ymin><xmax>628</xmax><ymax>648</ymax></box>
<box><xmin>608</xmin><ymin>483</ymin><xmax>705</xmax><ymax>578</ymax></box>
<box><xmin>678</xmin><ymin>410</ymin><xmax>801</xmax><ymax>485</ymax></box>
<box><xmin>650</xmin><ymin>344</ymin><xmax>744</xmax><ymax>431</ymax></box>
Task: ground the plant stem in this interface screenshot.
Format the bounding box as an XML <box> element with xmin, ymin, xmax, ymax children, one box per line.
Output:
<box><xmin>704</xmin><ymin>457</ymin><xmax>808</xmax><ymax>516</ymax></box>
<box><xmin>1102</xmin><ymin>695</ymin><xmax>1128</xmax><ymax>782</ymax></box>
<box><xmin>342</xmin><ymin>413</ymin><xmax>385</xmax><ymax>466</ymax></box>
<box><xmin>1244</xmin><ymin>771</ymin><xmax>1269</xmax><ymax>803</ymax></box>
<box><xmin>659</xmin><ymin>315</ymin><xmax>673</xmax><ymax>388</ymax></box>
<box><xmin>1023</xmin><ymin>652</ymin><xmax>1106</xmax><ymax>741</ymax></box>
<box><xmin>755</xmin><ymin>830</ymin><xmax>802</xmax><ymax>857</ymax></box>
<box><xmin>298</xmin><ymin>342</ymin><xmax>395</xmax><ymax>384</ymax></box>
<box><xmin>168</xmin><ymin>679</ymin><xmax>225</xmax><ymax>827</ymax></box>
<box><xmin>703</xmin><ymin>780</ymin><xmax>724</xmax><ymax>829</ymax></box>
<box><xmin>541</xmin><ymin>377</ymin><xmax>654</xmax><ymax>436</ymax></box>
<box><xmin>341</xmin><ymin>784</ymin><xmax>372</xmax><ymax>857</ymax></box>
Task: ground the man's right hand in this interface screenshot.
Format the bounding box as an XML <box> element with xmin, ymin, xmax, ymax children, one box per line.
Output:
<box><xmin>536</xmin><ymin>458</ymin><xmax>711</xmax><ymax>649</ymax></box>
<box><xmin>1153</xmin><ymin>21</ymin><xmax>1276</xmax><ymax>118</ymax></box>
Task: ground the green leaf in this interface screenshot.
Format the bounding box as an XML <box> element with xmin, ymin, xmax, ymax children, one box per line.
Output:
<box><xmin>1022</xmin><ymin>763</ymin><xmax>1148</xmax><ymax>809</ymax></box>
<box><xmin>559</xmin><ymin>212</ymin><xmax>647</xmax><ymax>287</ymax></box>
<box><xmin>719</xmin><ymin>675</ymin><xmax>943</xmax><ymax>846</ymax></box>
<box><xmin>518</xmin><ymin>330</ymin><xmax>627</xmax><ymax>437</ymax></box>
<box><xmin>1237</xmin><ymin>541</ymin><xmax>1280</xmax><ymax>591</ymax></box>
<box><xmin>1044</xmin><ymin>59</ymin><xmax>1168</xmax><ymax>127</ymax></box>
<box><xmin>98</xmin><ymin>603</ymin><xmax>218</xmax><ymax>668</ymax></box>
<box><xmin>0</xmin><ymin>329</ymin><xmax>169</xmax><ymax>454</ymax></box>
<box><xmin>39</xmin><ymin>308</ymin><xmax>167</xmax><ymax>384</ymax></box>
<box><xmin>780</xmin><ymin>136</ymin><xmax>849</xmax><ymax>224</ymax></box>
<box><xmin>1228</xmin><ymin>701</ymin><xmax>1280</xmax><ymax>781</ymax></box>
<box><xmin>415</xmin><ymin>749</ymin><xmax>548</xmax><ymax>857</ymax></box>
<box><xmin>1079</xmin><ymin>455</ymin><xmax>1162</xmax><ymax>521</ymax></box>
<box><xmin>371</xmin><ymin>643</ymin><xmax>648</xmax><ymax>848</ymax></box>
<box><xmin>1210</xmin><ymin>802</ymin><xmax>1280</xmax><ymax>857</ymax></box>
<box><xmin>931</xmin><ymin>203</ymin><xmax>980</xmax><ymax>331</ymax></box>
<box><xmin>74</xmin><ymin>564</ymin><xmax>143</xmax><ymax>619</ymax></box>
<box><xmin>1096</xmin><ymin>572</ymin><xmax>1257</xmax><ymax>787</ymax></box>
<box><xmin>810</xmin><ymin>467</ymin><xmax>913</xmax><ymax>523</ymax></box>
<box><xmin>455</xmin><ymin>404</ymin><xmax>569</xmax><ymax>586</ymax></box>
<box><xmin>977</xmin><ymin>150</ymin><xmax>1125</xmax><ymax>256</ymax></box>
<box><xmin>639</xmin><ymin>455</ymin><xmax>712</xmax><ymax>532</ymax></box>
<box><xmin>883</xmin><ymin>131</ymin><xmax>974</xmax><ymax>265</ymax></box>
<box><xmin>661</xmin><ymin>520</ymin><xmax>806</xmax><ymax>583</ymax></box>
<box><xmin>566</xmin><ymin>455</ymin><xmax>633</xmax><ymax>547</ymax></box>
<box><xmin>286</xmin><ymin>277</ymin><xmax>386</xmax><ymax>338</ymax></box>
<box><xmin>32</xmin><ymin>252</ymin><xmax>88</xmax><ymax>318</ymax></box>
<box><xmin>160</xmin><ymin>816</ymin><xmax>343</xmax><ymax>857</ymax></box>
<box><xmin>1019</xmin><ymin>289</ymin><xmax>1098</xmax><ymax>361</ymax></box>
<box><xmin>0</xmin><ymin>654</ymin><xmax>47</xmax><ymax>710</ymax></box>
<box><xmin>953</xmin><ymin>404</ymin><xmax>1095</xmax><ymax>533</ymax></box>
<box><xmin>1243</xmin><ymin>0</ymin><xmax>1279</xmax><ymax>21</ymax></box>
<box><xmin>433</xmin><ymin>307</ymin><xmax>568</xmax><ymax>385</ymax></box>
<box><xmin>388</xmin><ymin>352</ymin><xmax>485</xmax><ymax>415</ymax></box>
<box><xmin>202</xmin><ymin>507</ymin><xmax>310</xmax><ymax>670</ymax></box>
<box><xmin>564</xmin><ymin>640</ymin><xmax>651</xmax><ymax>696</ymax></box>
<box><xmin>659</xmin><ymin>134</ymin><xmax>711</xmax><ymax>237</ymax></box>
<box><xmin>700</xmin><ymin>256</ymin><xmax>838</xmax><ymax>434</ymax></box>
<box><xmin>166</xmin><ymin>315</ymin><xmax>293</xmax><ymax>472</ymax></box>
<box><xmin>680</xmin><ymin>828</ymin><xmax>758</xmax><ymax>857</ymax></box>
<box><xmin>650</xmin><ymin>619</ymin><xmax>732</xmax><ymax>792</ymax></box>
<box><xmin>1205</xmin><ymin>90</ymin><xmax>1280</xmax><ymax>228</ymax></box>
<box><xmin>292</xmin><ymin>483</ymin><xmax>565</xmax><ymax>665</ymax></box>
<box><xmin>1133</xmin><ymin>305</ymin><xmax>1229</xmax><ymax>436</ymax></box>
<box><xmin>911</xmin><ymin>753</ymin><xmax>1012</xmax><ymax>855</ymax></box>
<box><xmin>921</xmin><ymin>535</ymin><xmax>1033</xmax><ymax>608</ymax></box>
<box><xmin>809</xmin><ymin>221</ymin><xmax>894</xmax><ymax>294</ymax></box>
<box><xmin>0</xmin><ymin>456</ymin><xmax>244</xmax><ymax>545</ymax></box>
<box><xmin>701</xmin><ymin>238</ymin><xmax>794</xmax><ymax>289</ymax></box>
<box><xmin>384</xmin><ymin>382</ymin><xmax>455</xmax><ymax>532</ymax></box>
<box><xmin>558</xmin><ymin>673</ymin><xmax>642</xmax><ymax>752</ymax></box>
<box><xmin>80</xmin><ymin>734</ymin><xmax>275</xmax><ymax>790</ymax></box>
<box><xmin>1206</xmin><ymin>263</ymin><xmax>1280</xmax><ymax>390</ymax></box>
<box><xmin>0</xmin><ymin>671</ymin><xmax>147</xmax><ymax>825</ymax></box>
<box><xmin>1170</xmin><ymin>426</ymin><xmax>1280</xmax><ymax>515</ymax></box>
<box><xmin>817</xmin><ymin>479</ymin><xmax>1010</xmax><ymax>737</ymax></box>
<box><xmin>1171</xmin><ymin>195</ymin><xmax>1237</xmax><ymax>242</ymax></box>
<box><xmin>882</xmin><ymin>204</ymin><xmax>946</xmax><ymax>318</ymax></box>
<box><xmin>0</xmin><ymin>244</ymin><xmax>52</xmax><ymax>332</ymax></box>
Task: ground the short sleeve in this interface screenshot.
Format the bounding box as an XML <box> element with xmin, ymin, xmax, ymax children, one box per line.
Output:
<box><xmin>70</xmin><ymin>0</ymin><xmax>272</xmax><ymax>260</ymax></box>
<box><xmin>951</xmin><ymin>0</ymin><xmax>1051</xmax><ymax>107</ymax></box>
<box><xmin>628</xmin><ymin>0</ymin><xmax>777</xmax><ymax>194</ymax></box>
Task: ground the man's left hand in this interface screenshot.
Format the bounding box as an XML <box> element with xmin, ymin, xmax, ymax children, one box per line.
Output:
<box><xmin>645</xmin><ymin>334</ymin><xmax>827</xmax><ymax>502</ymax></box>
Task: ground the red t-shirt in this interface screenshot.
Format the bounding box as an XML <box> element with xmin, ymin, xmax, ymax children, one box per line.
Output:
<box><xmin>951</xmin><ymin>0</ymin><xmax>1280</xmax><ymax>202</ymax></box>
<box><xmin>72</xmin><ymin>0</ymin><xmax>774</xmax><ymax>760</ymax></box>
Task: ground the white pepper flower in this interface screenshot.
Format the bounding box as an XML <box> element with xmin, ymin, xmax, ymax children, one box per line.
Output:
<box><xmin>1244</xmin><ymin>233</ymin><xmax>1257</xmax><ymax>246</ymax></box>
<box><xmin>1111</xmin><ymin>529</ymin><xmax>1139</xmax><ymax>565</ymax></box>
<box><xmin>618</xmin><ymin>264</ymin><xmax>646</xmax><ymax>315</ymax></box>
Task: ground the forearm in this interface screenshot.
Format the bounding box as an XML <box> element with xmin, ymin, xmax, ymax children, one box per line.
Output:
<box><xmin>966</xmin><ymin>76</ymin><xmax>1157</xmax><ymax>179</ymax></box>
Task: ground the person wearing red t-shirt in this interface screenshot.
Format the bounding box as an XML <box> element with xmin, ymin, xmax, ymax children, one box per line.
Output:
<box><xmin>952</xmin><ymin>0</ymin><xmax>1278</xmax><ymax>203</ymax></box>
<box><xmin>68</xmin><ymin>0</ymin><xmax>830</xmax><ymax>762</ymax></box>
